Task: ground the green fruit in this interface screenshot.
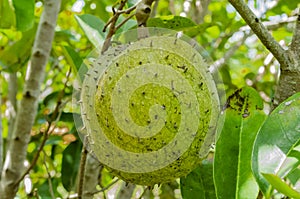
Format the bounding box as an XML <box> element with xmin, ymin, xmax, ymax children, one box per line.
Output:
<box><xmin>80</xmin><ymin>31</ymin><xmax>220</xmax><ymax>186</ymax></box>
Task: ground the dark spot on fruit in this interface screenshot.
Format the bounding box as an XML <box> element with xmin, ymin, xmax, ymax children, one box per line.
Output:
<box><xmin>174</xmin><ymin>123</ymin><xmax>178</xmax><ymax>129</ymax></box>
<box><xmin>199</xmin><ymin>82</ymin><xmax>203</xmax><ymax>88</ymax></box>
<box><xmin>139</xmin><ymin>61</ymin><xmax>142</xmax><ymax>65</ymax></box>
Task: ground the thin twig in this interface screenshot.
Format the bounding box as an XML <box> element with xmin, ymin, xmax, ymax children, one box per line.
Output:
<box><xmin>15</xmin><ymin>123</ymin><xmax>52</xmax><ymax>186</ymax></box>
<box><xmin>228</xmin><ymin>0</ymin><xmax>291</xmax><ymax>69</ymax></box>
<box><xmin>102</xmin><ymin>0</ymin><xmax>131</xmax><ymax>53</ymax></box>
<box><xmin>115</xmin><ymin>13</ymin><xmax>136</xmax><ymax>30</ymax></box>
<box><xmin>210</xmin><ymin>32</ymin><xmax>249</xmax><ymax>73</ymax></box>
<box><xmin>42</xmin><ymin>150</ymin><xmax>55</xmax><ymax>199</ymax></box>
<box><xmin>90</xmin><ymin>179</ymin><xmax>119</xmax><ymax>195</ymax></box>
<box><xmin>15</xmin><ymin>67</ymin><xmax>72</xmax><ymax>186</ymax></box>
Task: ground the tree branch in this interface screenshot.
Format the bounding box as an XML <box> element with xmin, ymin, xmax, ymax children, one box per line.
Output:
<box><xmin>290</xmin><ymin>14</ymin><xmax>300</xmax><ymax>68</ymax></box>
<box><xmin>102</xmin><ymin>0</ymin><xmax>131</xmax><ymax>53</ymax></box>
<box><xmin>274</xmin><ymin>12</ymin><xmax>300</xmax><ymax>106</ymax></box>
<box><xmin>228</xmin><ymin>0</ymin><xmax>291</xmax><ymax>69</ymax></box>
<box><xmin>0</xmin><ymin>0</ymin><xmax>61</xmax><ymax>198</ymax></box>
<box><xmin>7</xmin><ymin>73</ymin><xmax>18</xmax><ymax>149</ymax></box>
<box><xmin>15</xmin><ymin>66</ymin><xmax>71</xmax><ymax>187</ymax></box>
<box><xmin>82</xmin><ymin>154</ymin><xmax>102</xmax><ymax>199</ymax></box>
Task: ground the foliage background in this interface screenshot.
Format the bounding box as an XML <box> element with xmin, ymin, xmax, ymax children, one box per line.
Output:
<box><xmin>0</xmin><ymin>0</ymin><xmax>299</xmax><ymax>198</ymax></box>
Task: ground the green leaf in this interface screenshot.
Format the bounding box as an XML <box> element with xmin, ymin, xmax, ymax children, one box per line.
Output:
<box><xmin>0</xmin><ymin>0</ymin><xmax>16</xmax><ymax>28</ymax></box>
<box><xmin>287</xmin><ymin>167</ymin><xmax>300</xmax><ymax>188</ymax></box>
<box><xmin>252</xmin><ymin>92</ymin><xmax>300</xmax><ymax>197</ymax></box>
<box><xmin>181</xmin><ymin>159</ymin><xmax>216</xmax><ymax>199</ymax></box>
<box><xmin>0</xmin><ymin>25</ymin><xmax>36</xmax><ymax>71</ymax></box>
<box><xmin>75</xmin><ymin>14</ymin><xmax>106</xmax><ymax>48</ymax></box>
<box><xmin>262</xmin><ymin>173</ymin><xmax>300</xmax><ymax>199</ymax></box>
<box><xmin>55</xmin><ymin>30</ymin><xmax>77</xmax><ymax>42</ymax></box>
<box><xmin>12</xmin><ymin>0</ymin><xmax>34</xmax><ymax>31</ymax></box>
<box><xmin>38</xmin><ymin>179</ymin><xmax>61</xmax><ymax>198</ymax></box>
<box><xmin>62</xmin><ymin>45</ymin><xmax>87</xmax><ymax>82</ymax></box>
<box><xmin>61</xmin><ymin>140</ymin><xmax>82</xmax><ymax>191</ymax></box>
<box><xmin>147</xmin><ymin>15</ymin><xmax>196</xmax><ymax>30</ymax></box>
<box><xmin>214</xmin><ymin>87</ymin><xmax>266</xmax><ymax>199</ymax></box>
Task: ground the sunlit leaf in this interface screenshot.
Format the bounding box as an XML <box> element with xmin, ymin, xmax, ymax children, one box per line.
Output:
<box><xmin>252</xmin><ymin>92</ymin><xmax>300</xmax><ymax>197</ymax></box>
<box><xmin>75</xmin><ymin>14</ymin><xmax>106</xmax><ymax>48</ymax></box>
<box><xmin>262</xmin><ymin>173</ymin><xmax>300</xmax><ymax>199</ymax></box>
<box><xmin>214</xmin><ymin>87</ymin><xmax>266</xmax><ymax>199</ymax></box>
<box><xmin>0</xmin><ymin>25</ymin><xmax>36</xmax><ymax>71</ymax></box>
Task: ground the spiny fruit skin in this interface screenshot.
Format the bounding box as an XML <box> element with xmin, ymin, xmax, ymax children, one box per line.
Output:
<box><xmin>82</xmin><ymin>35</ymin><xmax>219</xmax><ymax>186</ymax></box>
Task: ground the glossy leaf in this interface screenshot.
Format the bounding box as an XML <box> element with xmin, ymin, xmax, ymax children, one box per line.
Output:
<box><xmin>12</xmin><ymin>0</ymin><xmax>34</xmax><ymax>31</ymax></box>
<box><xmin>214</xmin><ymin>87</ymin><xmax>266</xmax><ymax>199</ymax></box>
<box><xmin>75</xmin><ymin>14</ymin><xmax>106</xmax><ymax>48</ymax></box>
<box><xmin>262</xmin><ymin>173</ymin><xmax>300</xmax><ymax>199</ymax></box>
<box><xmin>181</xmin><ymin>159</ymin><xmax>216</xmax><ymax>199</ymax></box>
<box><xmin>61</xmin><ymin>140</ymin><xmax>82</xmax><ymax>192</ymax></box>
<box><xmin>252</xmin><ymin>92</ymin><xmax>300</xmax><ymax>197</ymax></box>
